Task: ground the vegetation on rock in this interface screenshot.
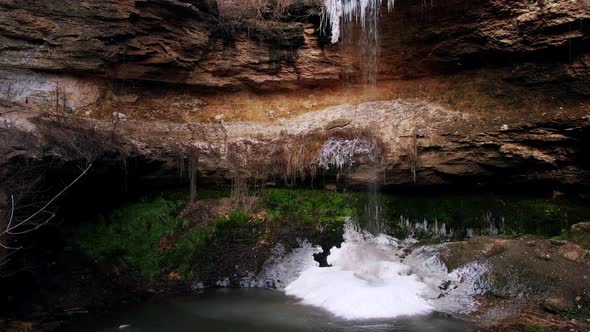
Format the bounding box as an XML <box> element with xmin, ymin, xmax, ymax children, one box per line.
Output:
<box><xmin>70</xmin><ymin>186</ymin><xmax>590</xmax><ymax>281</ymax></box>
<box><xmin>263</xmin><ymin>188</ymin><xmax>352</xmax><ymax>224</ymax></box>
<box><xmin>73</xmin><ymin>195</ymin><xmax>193</xmax><ymax>279</ymax></box>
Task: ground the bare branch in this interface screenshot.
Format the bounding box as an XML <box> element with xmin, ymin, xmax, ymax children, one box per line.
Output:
<box><xmin>6</xmin><ymin>195</ymin><xmax>14</xmax><ymax>231</ymax></box>
<box><xmin>3</xmin><ymin>163</ymin><xmax>92</xmax><ymax>234</ymax></box>
<box><xmin>7</xmin><ymin>211</ymin><xmax>55</xmax><ymax>235</ymax></box>
<box><xmin>0</xmin><ymin>258</ymin><xmax>11</xmax><ymax>269</ymax></box>
<box><xmin>0</xmin><ymin>241</ymin><xmax>21</xmax><ymax>250</ymax></box>
<box><xmin>1</xmin><ymin>163</ymin><xmax>92</xmax><ymax>273</ymax></box>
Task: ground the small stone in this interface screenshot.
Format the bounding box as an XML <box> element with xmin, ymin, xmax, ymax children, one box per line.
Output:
<box><xmin>500</xmin><ymin>124</ymin><xmax>509</xmax><ymax>131</ymax></box>
<box><xmin>543</xmin><ymin>296</ymin><xmax>572</xmax><ymax>313</ymax></box>
<box><xmin>568</xmin><ymin>222</ymin><xmax>590</xmax><ymax>249</ymax></box>
<box><xmin>526</xmin><ymin>240</ymin><xmax>536</xmax><ymax>246</ymax></box>
<box><xmin>484</xmin><ymin>239</ymin><xmax>508</xmax><ymax>257</ymax></box>
<box><xmin>114</xmin><ymin>94</ymin><xmax>139</xmax><ymax>103</ymax></box>
<box><xmin>535</xmin><ymin>253</ymin><xmax>552</xmax><ymax>261</ymax></box>
<box><xmin>302</xmin><ymin>100</ymin><xmax>315</xmax><ymax>109</ymax></box>
<box><xmin>325</xmin><ymin>118</ymin><xmax>351</xmax><ymax>130</ymax></box>
<box><xmin>324</xmin><ymin>184</ymin><xmax>337</xmax><ymax>191</ymax></box>
<box><xmin>439</xmin><ymin>280</ymin><xmax>452</xmax><ymax>291</ymax></box>
<box><xmin>558</xmin><ymin>242</ymin><xmax>589</xmax><ymax>263</ymax></box>
<box><xmin>167</xmin><ymin>271</ymin><xmax>181</xmax><ymax>281</ymax></box>
<box><xmin>112</xmin><ymin>111</ymin><xmax>127</xmax><ymax>121</ymax></box>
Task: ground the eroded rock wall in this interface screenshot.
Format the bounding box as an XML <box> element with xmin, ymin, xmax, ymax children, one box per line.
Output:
<box><xmin>0</xmin><ymin>0</ymin><xmax>344</xmax><ymax>90</ymax></box>
<box><xmin>1</xmin><ymin>0</ymin><xmax>589</xmax><ymax>92</ymax></box>
<box><xmin>1</xmin><ymin>0</ymin><xmax>590</xmax><ymax>188</ymax></box>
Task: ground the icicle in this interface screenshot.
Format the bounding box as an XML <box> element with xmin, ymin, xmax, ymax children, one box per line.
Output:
<box><xmin>323</xmin><ymin>0</ymin><xmax>343</xmax><ymax>43</ymax></box>
<box><xmin>322</xmin><ymin>0</ymin><xmax>396</xmax><ymax>44</ymax></box>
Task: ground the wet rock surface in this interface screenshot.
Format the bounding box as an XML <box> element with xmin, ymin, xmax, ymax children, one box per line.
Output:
<box><xmin>440</xmin><ymin>235</ymin><xmax>590</xmax><ymax>330</ymax></box>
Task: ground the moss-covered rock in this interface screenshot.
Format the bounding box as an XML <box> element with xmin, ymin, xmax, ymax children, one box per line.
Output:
<box><xmin>72</xmin><ymin>194</ymin><xmax>193</xmax><ymax>279</ymax></box>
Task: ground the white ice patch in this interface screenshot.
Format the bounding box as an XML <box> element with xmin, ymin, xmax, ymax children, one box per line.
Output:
<box><xmin>399</xmin><ymin>212</ymin><xmax>505</xmax><ymax>239</ymax></box>
<box><xmin>404</xmin><ymin>245</ymin><xmax>491</xmax><ymax>314</ymax></box>
<box><xmin>240</xmin><ymin>240</ymin><xmax>322</xmax><ymax>289</ymax></box>
<box><xmin>317</xmin><ymin>139</ymin><xmax>375</xmax><ymax>170</ymax></box>
<box><xmin>270</xmin><ymin>222</ymin><xmax>489</xmax><ymax>320</ymax></box>
<box><xmin>215</xmin><ymin>277</ymin><xmax>230</xmax><ymax>287</ymax></box>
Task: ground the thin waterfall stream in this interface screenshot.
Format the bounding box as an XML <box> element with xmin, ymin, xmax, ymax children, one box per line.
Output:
<box><xmin>322</xmin><ymin>0</ymin><xmax>395</xmax><ymax>83</ymax></box>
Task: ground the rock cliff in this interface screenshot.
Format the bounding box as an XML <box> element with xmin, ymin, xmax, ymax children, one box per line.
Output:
<box><xmin>1</xmin><ymin>0</ymin><xmax>589</xmax><ymax>187</ymax></box>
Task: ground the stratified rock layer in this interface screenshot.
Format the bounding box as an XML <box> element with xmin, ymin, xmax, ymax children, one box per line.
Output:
<box><xmin>2</xmin><ymin>99</ymin><xmax>589</xmax><ymax>188</ymax></box>
<box><xmin>0</xmin><ymin>0</ymin><xmax>589</xmax><ymax>188</ymax></box>
<box><xmin>0</xmin><ymin>0</ymin><xmax>588</xmax><ymax>90</ymax></box>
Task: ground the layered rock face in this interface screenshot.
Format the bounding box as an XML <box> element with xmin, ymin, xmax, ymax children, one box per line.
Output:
<box><xmin>1</xmin><ymin>0</ymin><xmax>590</xmax><ymax>188</ymax></box>
<box><xmin>380</xmin><ymin>0</ymin><xmax>590</xmax><ymax>96</ymax></box>
<box><xmin>5</xmin><ymin>99</ymin><xmax>589</xmax><ymax>189</ymax></box>
<box><xmin>0</xmin><ymin>0</ymin><xmax>343</xmax><ymax>89</ymax></box>
<box><xmin>1</xmin><ymin>0</ymin><xmax>588</xmax><ymax>89</ymax></box>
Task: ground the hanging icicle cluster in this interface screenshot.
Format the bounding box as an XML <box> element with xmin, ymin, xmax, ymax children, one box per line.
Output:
<box><xmin>322</xmin><ymin>0</ymin><xmax>395</xmax><ymax>44</ymax></box>
<box><xmin>321</xmin><ymin>0</ymin><xmax>395</xmax><ymax>84</ymax></box>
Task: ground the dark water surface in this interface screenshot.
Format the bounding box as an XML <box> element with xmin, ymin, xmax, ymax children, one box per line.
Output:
<box><xmin>61</xmin><ymin>289</ymin><xmax>475</xmax><ymax>332</ymax></box>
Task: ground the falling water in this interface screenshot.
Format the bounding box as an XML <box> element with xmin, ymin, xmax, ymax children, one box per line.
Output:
<box><xmin>322</xmin><ymin>0</ymin><xmax>395</xmax><ymax>83</ymax></box>
<box><xmin>364</xmin><ymin>182</ymin><xmax>384</xmax><ymax>235</ymax></box>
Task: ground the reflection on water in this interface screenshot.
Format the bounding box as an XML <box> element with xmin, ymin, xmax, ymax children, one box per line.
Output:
<box><xmin>61</xmin><ymin>289</ymin><xmax>474</xmax><ymax>332</ymax></box>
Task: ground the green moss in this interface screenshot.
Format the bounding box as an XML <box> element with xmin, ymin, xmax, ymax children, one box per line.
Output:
<box><xmin>73</xmin><ymin>195</ymin><xmax>188</xmax><ymax>279</ymax></box>
<box><xmin>70</xmin><ymin>187</ymin><xmax>590</xmax><ymax>281</ymax></box>
<box><xmin>262</xmin><ymin>188</ymin><xmax>353</xmax><ymax>225</ymax></box>
<box><xmin>71</xmin><ymin>190</ymin><xmax>257</xmax><ymax>280</ymax></box>
<box><xmin>348</xmin><ymin>193</ymin><xmax>590</xmax><ymax>238</ymax></box>
<box><xmin>165</xmin><ymin>227</ymin><xmax>213</xmax><ymax>278</ymax></box>
<box><xmin>71</xmin><ymin>193</ymin><xmax>215</xmax><ymax>280</ymax></box>
<box><xmin>261</xmin><ymin>189</ymin><xmax>590</xmax><ymax>238</ymax></box>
